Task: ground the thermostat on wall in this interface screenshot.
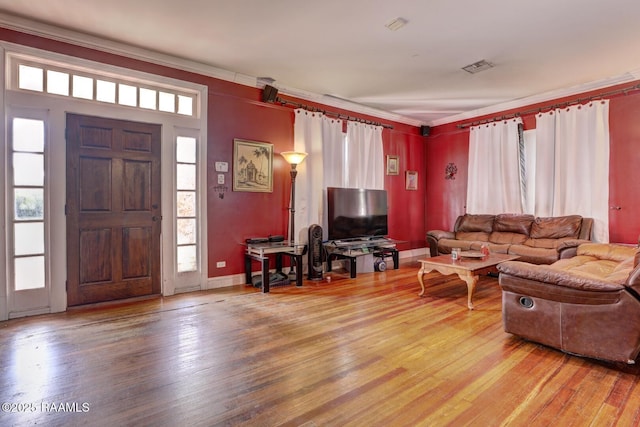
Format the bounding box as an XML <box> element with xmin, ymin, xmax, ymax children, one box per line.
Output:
<box><xmin>215</xmin><ymin>161</ymin><xmax>228</xmax><ymax>172</ymax></box>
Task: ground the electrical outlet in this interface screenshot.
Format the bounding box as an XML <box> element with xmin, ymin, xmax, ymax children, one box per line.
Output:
<box><xmin>216</xmin><ymin>261</ymin><xmax>226</xmax><ymax>268</ymax></box>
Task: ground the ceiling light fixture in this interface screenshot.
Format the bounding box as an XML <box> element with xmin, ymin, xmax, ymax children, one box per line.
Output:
<box><xmin>385</xmin><ymin>17</ymin><xmax>408</xmax><ymax>31</ymax></box>
<box><xmin>462</xmin><ymin>60</ymin><xmax>494</xmax><ymax>74</ymax></box>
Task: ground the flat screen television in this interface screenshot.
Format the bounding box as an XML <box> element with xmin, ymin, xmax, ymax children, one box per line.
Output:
<box><xmin>327</xmin><ymin>187</ymin><xmax>388</xmax><ymax>241</ymax></box>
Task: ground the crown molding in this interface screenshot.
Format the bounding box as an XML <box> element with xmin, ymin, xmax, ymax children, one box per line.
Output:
<box><xmin>428</xmin><ymin>70</ymin><xmax>640</xmax><ymax>127</ymax></box>
<box><xmin>278</xmin><ymin>87</ymin><xmax>425</xmax><ymax>127</ymax></box>
<box><xmin>7</xmin><ymin>11</ymin><xmax>630</xmax><ymax>130</ymax></box>
<box><xmin>0</xmin><ymin>12</ymin><xmax>258</xmax><ymax>87</ymax></box>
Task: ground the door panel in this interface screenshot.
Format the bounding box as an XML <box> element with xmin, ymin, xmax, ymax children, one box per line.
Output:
<box><xmin>79</xmin><ymin>228</ymin><xmax>112</xmax><ymax>284</ymax></box>
<box><xmin>80</xmin><ymin>157</ymin><xmax>112</xmax><ymax>211</ymax></box>
<box><xmin>122</xmin><ymin>227</ymin><xmax>152</xmax><ymax>279</ymax></box>
<box><xmin>67</xmin><ymin>114</ymin><xmax>161</xmax><ymax>306</ymax></box>
<box><xmin>123</xmin><ymin>160</ymin><xmax>151</xmax><ymax>211</ymax></box>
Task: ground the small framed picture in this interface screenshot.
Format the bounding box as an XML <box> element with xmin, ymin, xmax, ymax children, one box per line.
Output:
<box><xmin>386</xmin><ymin>155</ymin><xmax>399</xmax><ymax>175</ymax></box>
<box><xmin>233</xmin><ymin>139</ymin><xmax>273</xmax><ymax>192</ymax></box>
<box><xmin>405</xmin><ymin>170</ymin><xmax>418</xmax><ymax>190</ymax></box>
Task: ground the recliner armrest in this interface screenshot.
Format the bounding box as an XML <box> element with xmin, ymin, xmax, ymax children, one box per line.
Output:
<box><xmin>497</xmin><ymin>261</ymin><xmax>625</xmax><ymax>292</ymax></box>
<box><xmin>427</xmin><ymin>230</ymin><xmax>454</xmax><ymax>241</ymax></box>
<box><xmin>557</xmin><ymin>239</ymin><xmax>592</xmax><ymax>259</ymax></box>
<box><xmin>426</xmin><ymin>230</ymin><xmax>454</xmax><ymax>257</ymax></box>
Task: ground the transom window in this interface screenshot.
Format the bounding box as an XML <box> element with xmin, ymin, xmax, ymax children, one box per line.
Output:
<box><xmin>12</xmin><ymin>58</ymin><xmax>196</xmax><ymax>117</ymax></box>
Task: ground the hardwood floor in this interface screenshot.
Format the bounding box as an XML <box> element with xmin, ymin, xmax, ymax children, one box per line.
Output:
<box><xmin>2</xmin><ymin>258</ymin><xmax>640</xmax><ymax>427</ymax></box>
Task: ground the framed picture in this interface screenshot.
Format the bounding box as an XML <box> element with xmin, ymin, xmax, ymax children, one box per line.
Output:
<box><xmin>405</xmin><ymin>170</ymin><xmax>418</xmax><ymax>190</ymax></box>
<box><xmin>386</xmin><ymin>155</ymin><xmax>399</xmax><ymax>175</ymax></box>
<box><xmin>233</xmin><ymin>139</ymin><xmax>273</xmax><ymax>192</ymax></box>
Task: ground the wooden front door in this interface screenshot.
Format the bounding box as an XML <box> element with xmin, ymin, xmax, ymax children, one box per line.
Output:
<box><xmin>66</xmin><ymin>114</ymin><xmax>162</xmax><ymax>306</ymax></box>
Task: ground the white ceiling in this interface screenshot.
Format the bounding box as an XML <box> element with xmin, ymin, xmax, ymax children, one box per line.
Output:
<box><xmin>1</xmin><ymin>0</ymin><xmax>640</xmax><ymax>126</ymax></box>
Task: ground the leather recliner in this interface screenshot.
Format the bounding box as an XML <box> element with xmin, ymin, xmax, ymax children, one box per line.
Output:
<box><xmin>497</xmin><ymin>243</ymin><xmax>640</xmax><ymax>364</ymax></box>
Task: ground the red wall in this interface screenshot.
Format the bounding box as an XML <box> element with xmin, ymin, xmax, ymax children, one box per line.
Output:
<box><xmin>426</xmin><ymin>82</ymin><xmax>640</xmax><ymax>244</ymax></box>
<box><xmin>0</xmin><ymin>28</ymin><xmax>427</xmax><ymax>278</ymax></box>
<box><xmin>207</xmin><ymin>92</ymin><xmax>426</xmax><ymax>275</ymax></box>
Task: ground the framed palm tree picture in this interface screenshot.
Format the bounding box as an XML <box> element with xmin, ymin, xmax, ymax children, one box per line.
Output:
<box><xmin>233</xmin><ymin>139</ymin><xmax>273</xmax><ymax>192</ymax></box>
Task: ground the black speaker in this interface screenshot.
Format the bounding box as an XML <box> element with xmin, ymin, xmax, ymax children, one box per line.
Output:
<box><xmin>262</xmin><ymin>84</ymin><xmax>279</xmax><ymax>103</ymax></box>
<box><xmin>420</xmin><ymin>125</ymin><xmax>431</xmax><ymax>137</ymax></box>
<box><xmin>308</xmin><ymin>224</ymin><xmax>324</xmax><ymax>280</ymax></box>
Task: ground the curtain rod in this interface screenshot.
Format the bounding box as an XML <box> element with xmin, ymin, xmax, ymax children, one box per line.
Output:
<box><xmin>275</xmin><ymin>97</ymin><xmax>394</xmax><ymax>129</ymax></box>
<box><xmin>457</xmin><ymin>83</ymin><xmax>640</xmax><ymax>129</ymax></box>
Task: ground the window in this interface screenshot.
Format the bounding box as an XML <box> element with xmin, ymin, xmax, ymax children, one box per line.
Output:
<box><xmin>46</xmin><ymin>70</ymin><xmax>69</xmax><ymax>96</ymax></box>
<box><xmin>11</xmin><ymin>117</ymin><xmax>46</xmax><ymax>290</ymax></box>
<box><xmin>18</xmin><ymin>64</ymin><xmax>43</xmax><ymax>91</ymax></box>
<box><xmin>176</xmin><ymin>136</ymin><xmax>198</xmax><ymax>272</ymax></box>
<box><xmin>118</xmin><ymin>84</ymin><xmax>137</xmax><ymax>107</ymax></box>
<box><xmin>13</xmin><ymin>57</ymin><xmax>196</xmax><ymax>117</ymax></box>
<box><xmin>72</xmin><ymin>75</ymin><xmax>93</xmax><ymax>99</ymax></box>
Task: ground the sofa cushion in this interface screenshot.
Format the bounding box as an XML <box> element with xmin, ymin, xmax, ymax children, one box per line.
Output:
<box><xmin>489</xmin><ymin>231</ymin><xmax>528</xmax><ymax>245</ymax></box>
<box><xmin>437</xmin><ymin>238</ymin><xmax>476</xmax><ymax>253</ymax></box>
<box><xmin>472</xmin><ymin>242</ymin><xmax>510</xmax><ymax>254</ymax></box>
<box><xmin>454</xmin><ymin>231</ymin><xmax>490</xmax><ymax>242</ymax></box>
<box><xmin>524</xmin><ymin>236</ymin><xmax>577</xmax><ymax>249</ymax></box>
<box><xmin>577</xmin><ymin>242</ymin><xmax>637</xmax><ymax>263</ymax></box>
<box><xmin>530</xmin><ymin>215</ymin><xmax>582</xmax><ymax>239</ymax></box>
<box><xmin>551</xmin><ymin>255</ymin><xmax>621</xmax><ymax>278</ymax></box>
<box><xmin>456</xmin><ymin>214</ymin><xmax>495</xmax><ymax>233</ymax></box>
<box><xmin>493</xmin><ymin>214</ymin><xmax>535</xmax><ymax>235</ymax></box>
<box><xmin>507</xmin><ymin>245</ymin><xmax>559</xmax><ymax>264</ymax></box>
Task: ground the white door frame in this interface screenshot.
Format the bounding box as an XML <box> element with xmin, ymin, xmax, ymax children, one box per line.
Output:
<box><xmin>1</xmin><ymin>44</ymin><xmax>208</xmax><ymax>319</ymax></box>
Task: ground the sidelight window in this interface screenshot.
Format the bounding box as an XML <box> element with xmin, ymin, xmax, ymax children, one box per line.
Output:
<box><xmin>10</xmin><ymin>117</ymin><xmax>47</xmax><ymax>290</ymax></box>
<box><xmin>176</xmin><ymin>136</ymin><xmax>198</xmax><ymax>272</ymax></box>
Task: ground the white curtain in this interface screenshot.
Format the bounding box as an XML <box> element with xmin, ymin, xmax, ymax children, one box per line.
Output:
<box><xmin>293</xmin><ymin>109</ymin><xmax>344</xmax><ymax>243</ymax></box>
<box><xmin>467</xmin><ymin>118</ymin><xmax>524</xmax><ymax>214</ymax></box>
<box><xmin>345</xmin><ymin>121</ymin><xmax>384</xmax><ymax>190</ymax></box>
<box><xmin>293</xmin><ymin>111</ymin><xmax>384</xmax><ymax>242</ymax></box>
<box><xmin>533</xmin><ymin>112</ymin><xmax>556</xmax><ymax>216</ymax></box>
<box><xmin>535</xmin><ymin>101</ymin><xmax>610</xmax><ymax>242</ymax></box>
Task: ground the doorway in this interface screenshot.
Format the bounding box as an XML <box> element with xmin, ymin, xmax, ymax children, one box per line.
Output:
<box><xmin>66</xmin><ymin>113</ymin><xmax>162</xmax><ymax>306</ymax></box>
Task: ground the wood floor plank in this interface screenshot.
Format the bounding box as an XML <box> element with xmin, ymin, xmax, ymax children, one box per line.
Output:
<box><xmin>1</xmin><ymin>258</ymin><xmax>640</xmax><ymax>426</ymax></box>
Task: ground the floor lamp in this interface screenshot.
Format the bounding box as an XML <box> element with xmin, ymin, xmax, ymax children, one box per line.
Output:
<box><xmin>281</xmin><ymin>151</ymin><xmax>308</xmax><ymax>281</ymax></box>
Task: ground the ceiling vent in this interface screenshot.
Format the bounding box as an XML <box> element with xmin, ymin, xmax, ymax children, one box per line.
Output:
<box><xmin>462</xmin><ymin>60</ymin><xmax>494</xmax><ymax>74</ymax></box>
<box><xmin>385</xmin><ymin>17</ymin><xmax>408</xmax><ymax>31</ymax></box>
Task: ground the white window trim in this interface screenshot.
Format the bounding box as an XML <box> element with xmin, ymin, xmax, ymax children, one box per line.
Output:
<box><xmin>6</xmin><ymin>108</ymin><xmax>51</xmax><ymax>316</ymax></box>
<box><xmin>171</xmin><ymin>127</ymin><xmax>208</xmax><ymax>294</ymax></box>
<box><xmin>1</xmin><ymin>43</ymin><xmax>208</xmax><ymax>320</ymax></box>
<box><xmin>6</xmin><ymin>46</ymin><xmax>202</xmax><ymax>118</ymax></box>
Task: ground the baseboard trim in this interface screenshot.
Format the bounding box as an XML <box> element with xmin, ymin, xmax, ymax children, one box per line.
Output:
<box><xmin>204</xmin><ymin>249</ymin><xmax>427</xmax><ymax>291</ymax></box>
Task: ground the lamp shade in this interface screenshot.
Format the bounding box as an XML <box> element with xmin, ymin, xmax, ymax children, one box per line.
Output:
<box><xmin>281</xmin><ymin>151</ymin><xmax>308</xmax><ymax>165</ymax></box>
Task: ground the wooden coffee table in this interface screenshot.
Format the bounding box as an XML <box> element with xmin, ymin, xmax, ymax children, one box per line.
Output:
<box><xmin>417</xmin><ymin>253</ymin><xmax>519</xmax><ymax>309</ymax></box>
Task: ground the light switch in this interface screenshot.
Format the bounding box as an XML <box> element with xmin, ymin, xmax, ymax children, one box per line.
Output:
<box><xmin>217</xmin><ymin>174</ymin><xmax>225</xmax><ymax>184</ymax></box>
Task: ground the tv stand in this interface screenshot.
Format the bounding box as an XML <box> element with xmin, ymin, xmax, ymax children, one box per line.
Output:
<box><xmin>324</xmin><ymin>237</ymin><xmax>400</xmax><ymax>278</ymax></box>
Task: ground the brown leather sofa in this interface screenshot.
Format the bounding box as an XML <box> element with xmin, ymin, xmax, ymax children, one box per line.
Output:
<box><xmin>497</xmin><ymin>243</ymin><xmax>640</xmax><ymax>364</ymax></box>
<box><xmin>427</xmin><ymin>214</ymin><xmax>593</xmax><ymax>264</ymax></box>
